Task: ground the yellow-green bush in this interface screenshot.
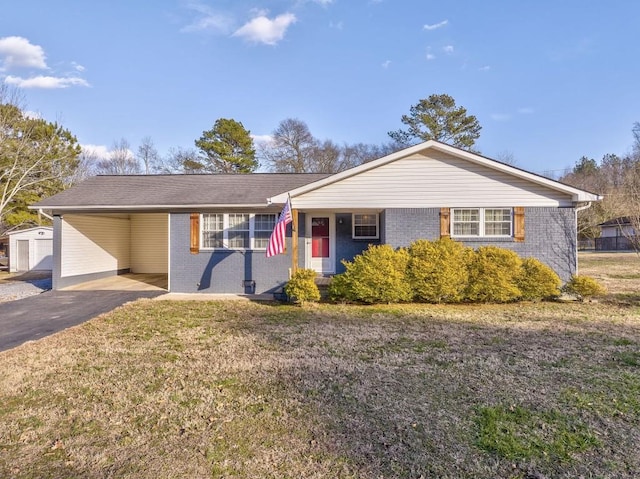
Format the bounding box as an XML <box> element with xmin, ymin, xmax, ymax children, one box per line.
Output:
<box><xmin>284</xmin><ymin>268</ymin><xmax>320</xmax><ymax>304</ymax></box>
<box><xmin>564</xmin><ymin>275</ymin><xmax>607</xmax><ymax>298</ymax></box>
<box><xmin>332</xmin><ymin>244</ymin><xmax>412</xmax><ymax>304</ymax></box>
<box><xmin>517</xmin><ymin>258</ymin><xmax>562</xmax><ymax>301</ymax></box>
<box><xmin>465</xmin><ymin>246</ymin><xmax>523</xmax><ymax>303</ymax></box>
<box><xmin>407</xmin><ymin>238</ymin><xmax>472</xmax><ymax>303</ymax></box>
<box><xmin>327</xmin><ymin>272</ymin><xmax>354</xmax><ymax>303</ymax></box>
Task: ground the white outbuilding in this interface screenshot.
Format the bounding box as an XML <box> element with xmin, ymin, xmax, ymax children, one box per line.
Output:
<box><xmin>8</xmin><ymin>227</ymin><xmax>53</xmax><ymax>272</ymax></box>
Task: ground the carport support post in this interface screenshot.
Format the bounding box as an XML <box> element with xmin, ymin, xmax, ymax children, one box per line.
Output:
<box><xmin>291</xmin><ymin>209</ymin><xmax>298</xmax><ymax>275</ymax></box>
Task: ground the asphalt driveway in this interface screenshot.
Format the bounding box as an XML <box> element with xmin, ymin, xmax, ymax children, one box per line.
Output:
<box><xmin>0</xmin><ymin>290</ymin><xmax>164</xmax><ymax>352</ymax></box>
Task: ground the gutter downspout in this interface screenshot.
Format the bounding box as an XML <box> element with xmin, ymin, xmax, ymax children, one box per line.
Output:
<box><xmin>38</xmin><ymin>208</ymin><xmax>54</xmax><ymax>222</ymax></box>
<box><xmin>574</xmin><ymin>202</ymin><xmax>592</xmax><ymax>275</ymax></box>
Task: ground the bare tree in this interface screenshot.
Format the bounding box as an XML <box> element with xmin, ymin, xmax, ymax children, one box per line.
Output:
<box><xmin>260</xmin><ymin>118</ymin><xmax>316</xmax><ymax>173</ymax></box>
<box><xmin>494</xmin><ymin>150</ymin><xmax>517</xmax><ymax>166</ymax></box>
<box><xmin>137</xmin><ymin>136</ymin><xmax>160</xmax><ymax>174</ymax></box>
<box><xmin>262</xmin><ymin>118</ymin><xmax>403</xmax><ymax>174</ymax></box>
<box><xmin>154</xmin><ymin>147</ymin><xmax>203</xmax><ymax>174</ymax></box>
<box><xmin>95</xmin><ymin>139</ymin><xmax>141</xmax><ymax>175</ymax></box>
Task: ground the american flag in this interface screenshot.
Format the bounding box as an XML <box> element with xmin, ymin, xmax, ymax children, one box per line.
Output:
<box><xmin>266</xmin><ymin>198</ymin><xmax>292</xmax><ymax>257</ymax></box>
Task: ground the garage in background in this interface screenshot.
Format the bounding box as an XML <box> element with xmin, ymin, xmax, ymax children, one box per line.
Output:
<box><xmin>7</xmin><ymin>227</ymin><xmax>53</xmax><ymax>272</ymax></box>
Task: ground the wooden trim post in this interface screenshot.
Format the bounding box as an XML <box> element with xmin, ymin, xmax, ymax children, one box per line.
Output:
<box><xmin>291</xmin><ymin>209</ymin><xmax>298</xmax><ymax>274</ymax></box>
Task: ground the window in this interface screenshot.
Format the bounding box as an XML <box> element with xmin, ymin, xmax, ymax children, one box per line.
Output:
<box><xmin>228</xmin><ymin>213</ymin><xmax>250</xmax><ymax>248</ymax></box>
<box><xmin>452</xmin><ymin>208</ymin><xmax>512</xmax><ymax>237</ymax></box>
<box><xmin>200</xmin><ymin>213</ymin><xmax>276</xmax><ymax>250</ymax></box>
<box><xmin>352</xmin><ymin>213</ymin><xmax>379</xmax><ymax>239</ymax></box>
<box><xmin>254</xmin><ymin>214</ymin><xmax>276</xmax><ymax>249</ymax></box>
<box><xmin>201</xmin><ymin>213</ymin><xmax>224</xmax><ymax>248</ymax></box>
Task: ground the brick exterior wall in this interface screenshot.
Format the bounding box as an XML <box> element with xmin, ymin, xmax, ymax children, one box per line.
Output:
<box><xmin>383</xmin><ymin>207</ymin><xmax>576</xmax><ymax>282</ymax></box>
<box><xmin>169</xmin><ymin>213</ymin><xmax>293</xmax><ymax>294</ymax></box>
<box><xmin>334</xmin><ymin>213</ymin><xmax>381</xmax><ymax>274</ymax></box>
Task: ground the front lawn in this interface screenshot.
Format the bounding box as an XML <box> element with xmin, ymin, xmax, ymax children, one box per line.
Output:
<box><xmin>1</xmin><ymin>254</ymin><xmax>639</xmax><ymax>478</ymax></box>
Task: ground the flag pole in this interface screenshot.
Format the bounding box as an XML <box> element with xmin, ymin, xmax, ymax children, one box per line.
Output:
<box><xmin>290</xmin><ymin>194</ymin><xmax>298</xmax><ymax>274</ymax></box>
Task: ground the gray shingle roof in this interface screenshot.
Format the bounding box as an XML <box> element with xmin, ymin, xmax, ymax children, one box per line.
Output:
<box><xmin>34</xmin><ymin>174</ymin><xmax>330</xmax><ymax>210</ymax></box>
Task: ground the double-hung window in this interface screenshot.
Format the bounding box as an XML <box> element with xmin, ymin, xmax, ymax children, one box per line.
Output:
<box><xmin>201</xmin><ymin>213</ymin><xmax>276</xmax><ymax>250</ymax></box>
<box><xmin>253</xmin><ymin>214</ymin><xmax>276</xmax><ymax>249</ymax></box>
<box><xmin>452</xmin><ymin>208</ymin><xmax>512</xmax><ymax>238</ymax></box>
<box><xmin>201</xmin><ymin>213</ymin><xmax>224</xmax><ymax>248</ymax></box>
<box><xmin>352</xmin><ymin>213</ymin><xmax>379</xmax><ymax>239</ymax></box>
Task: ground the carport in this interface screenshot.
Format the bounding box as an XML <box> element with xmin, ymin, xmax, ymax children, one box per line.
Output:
<box><xmin>54</xmin><ymin>212</ymin><xmax>169</xmax><ymax>291</ymax></box>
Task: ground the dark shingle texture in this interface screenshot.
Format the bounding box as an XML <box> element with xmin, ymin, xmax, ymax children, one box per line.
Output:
<box><xmin>35</xmin><ymin>174</ymin><xmax>330</xmax><ymax>208</ymax></box>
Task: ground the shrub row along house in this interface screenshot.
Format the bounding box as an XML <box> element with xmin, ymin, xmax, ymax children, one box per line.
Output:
<box><xmin>32</xmin><ymin>141</ymin><xmax>601</xmax><ymax>295</ymax></box>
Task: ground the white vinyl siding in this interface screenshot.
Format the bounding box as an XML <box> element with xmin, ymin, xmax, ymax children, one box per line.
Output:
<box><xmin>61</xmin><ymin>215</ymin><xmax>131</xmax><ymax>277</ymax></box>
<box><xmin>292</xmin><ymin>153</ymin><xmax>573</xmax><ymax>208</ymax></box>
<box><xmin>130</xmin><ymin>214</ymin><xmax>168</xmax><ymax>273</ymax></box>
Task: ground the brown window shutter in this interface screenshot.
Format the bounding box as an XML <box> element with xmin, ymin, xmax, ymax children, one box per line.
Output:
<box><xmin>514</xmin><ymin>207</ymin><xmax>525</xmax><ymax>242</ymax></box>
<box><xmin>190</xmin><ymin>213</ymin><xmax>200</xmax><ymax>254</ymax></box>
<box><xmin>440</xmin><ymin>207</ymin><xmax>450</xmax><ymax>238</ymax></box>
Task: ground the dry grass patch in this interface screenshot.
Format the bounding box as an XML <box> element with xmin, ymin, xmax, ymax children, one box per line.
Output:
<box><xmin>1</xmin><ymin>254</ymin><xmax>639</xmax><ymax>478</ymax></box>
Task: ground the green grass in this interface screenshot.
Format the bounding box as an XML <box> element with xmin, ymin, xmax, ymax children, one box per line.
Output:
<box><xmin>474</xmin><ymin>404</ymin><xmax>599</xmax><ymax>461</ymax></box>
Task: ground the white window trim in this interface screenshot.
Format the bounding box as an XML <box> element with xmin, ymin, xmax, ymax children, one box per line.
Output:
<box><xmin>352</xmin><ymin>213</ymin><xmax>379</xmax><ymax>240</ymax></box>
<box><xmin>451</xmin><ymin>208</ymin><xmax>513</xmax><ymax>238</ymax></box>
<box><xmin>200</xmin><ymin>213</ymin><xmax>276</xmax><ymax>251</ymax></box>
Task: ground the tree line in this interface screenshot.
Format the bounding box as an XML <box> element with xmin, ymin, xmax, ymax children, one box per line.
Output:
<box><xmin>560</xmin><ymin>122</ymin><xmax>640</xmax><ymax>248</ymax></box>
<box><xmin>81</xmin><ymin>93</ymin><xmax>481</xmax><ymax>176</ymax></box>
<box><xmin>0</xmin><ymin>89</ymin><xmax>484</xmax><ymax>233</ymax></box>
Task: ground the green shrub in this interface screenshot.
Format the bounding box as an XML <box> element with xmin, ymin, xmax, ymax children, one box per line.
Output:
<box><xmin>465</xmin><ymin>246</ymin><xmax>522</xmax><ymax>303</ymax></box>
<box><xmin>284</xmin><ymin>268</ymin><xmax>321</xmax><ymax>304</ymax></box>
<box><xmin>517</xmin><ymin>258</ymin><xmax>562</xmax><ymax>301</ymax></box>
<box><xmin>333</xmin><ymin>244</ymin><xmax>412</xmax><ymax>304</ymax></box>
<box><xmin>327</xmin><ymin>272</ymin><xmax>354</xmax><ymax>302</ymax></box>
<box><xmin>407</xmin><ymin>238</ymin><xmax>472</xmax><ymax>303</ymax></box>
<box><xmin>564</xmin><ymin>275</ymin><xmax>607</xmax><ymax>298</ymax></box>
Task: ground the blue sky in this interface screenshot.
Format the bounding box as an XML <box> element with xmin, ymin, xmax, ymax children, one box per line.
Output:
<box><xmin>2</xmin><ymin>0</ymin><xmax>639</xmax><ymax>176</ymax></box>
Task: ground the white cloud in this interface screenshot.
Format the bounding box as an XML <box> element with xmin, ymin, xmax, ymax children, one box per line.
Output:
<box><xmin>181</xmin><ymin>2</ymin><xmax>234</xmax><ymax>34</ymax></box>
<box><xmin>381</xmin><ymin>60</ymin><xmax>391</xmax><ymax>69</ymax></box>
<box><xmin>251</xmin><ymin>134</ymin><xmax>273</xmax><ymax>145</ymax></box>
<box><xmin>5</xmin><ymin>75</ymin><xmax>90</xmax><ymax>89</ymax></box>
<box><xmin>479</xmin><ymin>65</ymin><xmax>491</xmax><ymax>72</ymax></box>
<box><xmin>0</xmin><ymin>36</ymin><xmax>47</xmax><ymax>70</ymax></box>
<box><xmin>423</xmin><ymin>20</ymin><xmax>448</xmax><ymax>31</ymax></box>
<box><xmin>72</xmin><ymin>62</ymin><xmax>86</xmax><ymax>72</ymax></box>
<box><xmin>313</xmin><ymin>0</ymin><xmax>333</xmax><ymax>5</ymax></box>
<box><xmin>518</xmin><ymin>107</ymin><xmax>534</xmax><ymax>114</ymax></box>
<box><xmin>329</xmin><ymin>20</ymin><xmax>344</xmax><ymax>30</ymax></box>
<box><xmin>491</xmin><ymin>113</ymin><xmax>511</xmax><ymax>121</ymax></box>
<box><xmin>426</xmin><ymin>52</ymin><xmax>436</xmax><ymax>61</ymax></box>
<box><xmin>443</xmin><ymin>45</ymin><xmax>454</xmax><ymax>54</ymax></box>
<box><xmin>233</xmin><ymin>13</ymin><xmax>297</xmax><ymax>45</ymax></box>
<box><xmin>80</xmin><ymin>144</ymin><xmax>111</xmax><ymax>160</ymax></box>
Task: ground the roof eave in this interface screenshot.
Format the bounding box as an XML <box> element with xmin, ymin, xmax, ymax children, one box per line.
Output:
<box><xmin>29</xmin><ymin>203</ymin><xmax>271</xmax><ymax>212</ymax></box>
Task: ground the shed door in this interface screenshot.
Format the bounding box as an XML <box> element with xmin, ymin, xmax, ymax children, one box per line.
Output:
<box><xmin>34</xmin><ymin>239</ymin><xmax>53</xmax><ymax>270</ymax></box>
<box><xmin>16</xmin><ymin>240</ymin><xmax>29</xmax><ymax>272</ymax></box>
